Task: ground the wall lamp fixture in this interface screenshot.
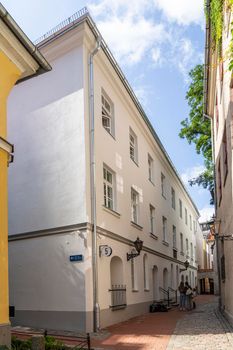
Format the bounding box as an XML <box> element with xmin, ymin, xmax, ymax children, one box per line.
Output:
<box><xmin>127</xmin><ymin>237</ymin><xmax>143</xmax><ymax>261</ymax></box>
<box><xmin>179</xmin><ymin>260</ymin><xmax>190</xmax><ymax>273</ymax></box>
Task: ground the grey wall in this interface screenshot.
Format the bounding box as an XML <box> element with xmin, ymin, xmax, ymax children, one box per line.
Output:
<box><xmin>8</xmin><ymin>45</ymin><xmax>87</xmax><ymax>234</ymax></box>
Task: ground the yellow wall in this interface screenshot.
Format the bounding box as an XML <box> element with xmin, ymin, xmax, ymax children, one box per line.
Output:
<box><xmin>0</xmin><ymin>51</ymin><xmax>21</xmax><ymax>325</ymax></box>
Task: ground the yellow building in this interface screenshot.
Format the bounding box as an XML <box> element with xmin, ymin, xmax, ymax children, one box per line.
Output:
<box><xmin>0</xmin><ymin>4</ymin><xmax>51</xmax><ymax>346</ymax></box>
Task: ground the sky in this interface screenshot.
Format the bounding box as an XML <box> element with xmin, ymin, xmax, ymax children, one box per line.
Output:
<box><xmin>2</xmin><ymin>0</ymin><xmax>214</xmax><ymax>222</ymax></box>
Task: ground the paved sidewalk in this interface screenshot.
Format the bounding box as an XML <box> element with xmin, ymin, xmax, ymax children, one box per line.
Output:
<box><xmin>12</xmin><ymin>296</ymin><xmax>233</xmax><ymax>350</ymax></box>
<box><xmin>167</xmin><ymin>295</ymin><xmax>233</xmax><ymax>350</ymax></box>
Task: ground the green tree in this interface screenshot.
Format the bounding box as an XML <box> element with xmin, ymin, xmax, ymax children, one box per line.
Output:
<box><xmin>179</xmin><ymin>64</ymin><xmax>214</xmax><ymax>204</ymax></box>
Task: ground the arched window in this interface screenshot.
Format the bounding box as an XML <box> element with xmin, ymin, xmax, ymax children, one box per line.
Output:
<box><xmin>152</xmin><ymin>265</ymin><xmax>159</xmax><ymax>301</ymax></box>
<box><xmin>163</xmin><ymin>268</ymin><xmax>168</xmax><ymax>290</ymax></box>
<box><xmin>110</xmin><ymin>256</ymin><xmax>123</xmax><ymax>286</ymax></box>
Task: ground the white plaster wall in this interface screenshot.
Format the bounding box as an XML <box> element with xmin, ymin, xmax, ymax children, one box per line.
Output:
<box><xmin>9</xmin><ymin>232</ymin><xmax>90</xmax><ymax>311</ymax></box>
<box><xmin>8</xmin><ymin>44</ymin><xmax>86</xmax><ymax>234</ymax></box>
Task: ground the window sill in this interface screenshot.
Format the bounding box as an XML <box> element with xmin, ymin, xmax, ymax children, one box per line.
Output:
<box><xmin>162</xmin><ymin>194</ymin><xmax>166</xmax><ymax>200</ymax></box>
<box><xmin>130</xmin><ymin>157</ymin><xmax>139</xmax><ymax>167</ymax></box>
<box><xmin>103</xmin><ymin>127</ymin><xmax>116</xmax><ymax>141</ymax></box>
<box><xmin>180</xmin><ymin>251</ymin><xmax>184</xmax><ymax>256</ymax></box>
<box><xmin>173</xmin><ymin>247</ymin><xmax>178</xmax><ymax>251</ymax></box>
<box><xmin>150</xmin><ymin>233</ymin><xmax>158</xmax><ymax>240</ymax></box>
<box><xmin>144</xmin><ymin>288</ymin><xmax>150</xmax><ymax>292</ymax></box>
<box><xmin>131</xmin><ymin>221</ymin><xmax>143</xmax><ymax>231</ymax></box>
<box><xmin>162</xmin><ymin>240</ymin><xmax>169</xmax><ymax>247</ymax></box>
<box><xmin>103</xmin><ymin>206</ymin><xmax>121</xmax><ymax>218</ymax></box>
<box><xmin>132</xmin><ymin>289</ymin><xmax>139</xmax><ymax>292</ymax></box>
<box><xmin>149</xmin><ymin>179</ymin><xmax>155</xmax><ymax>186</ymax></box>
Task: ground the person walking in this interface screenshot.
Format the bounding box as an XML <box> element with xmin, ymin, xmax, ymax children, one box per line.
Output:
<box><xmin>185</xmin><ymin>281</ymin><xmax>193</xmax><ymax>311</ymax></box>
<box><xmin>178</xmin><ymin>281</ymin><xmax>186</xmax><ymax>311</ymax></box>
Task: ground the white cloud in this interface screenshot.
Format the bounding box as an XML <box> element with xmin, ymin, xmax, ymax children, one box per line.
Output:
<box><xmin>154</xmin><ymin>0</ymin><xmax>204</xmax><ymax>26</ymax></box>
<box><xmin>181</xmin><ymin>165</ymin><xmax>206</xmax><ymax>186</ymax></box>
<box><xmin>199</xmin><ymin>206</ymin><xmax>215</xmax><ymax>223</ymax></box>
<box><xmin>151</xmin><ymin>47</ymin><xmax>162</xmax><ymax>65</ymax></box>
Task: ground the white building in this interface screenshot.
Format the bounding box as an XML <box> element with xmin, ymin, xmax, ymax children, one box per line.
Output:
<box><xmin>8</xmin><ymin>8</ymin><xmax>200</xmax><ymax>333</ymax></box>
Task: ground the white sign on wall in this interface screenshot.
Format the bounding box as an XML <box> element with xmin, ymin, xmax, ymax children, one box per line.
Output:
<box><xmin>99</xmin><ymin>245</ymin><xmax>112</xmax><ymax>257</ymax></box>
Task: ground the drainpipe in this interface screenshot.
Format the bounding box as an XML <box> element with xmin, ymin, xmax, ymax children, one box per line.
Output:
<box><xmin>89</xmin><ymin>37</ymin><xmax>102</xmax><ymax>333</ymax></box>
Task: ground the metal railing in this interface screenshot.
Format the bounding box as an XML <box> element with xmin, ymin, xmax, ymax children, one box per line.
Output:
<box><xmin>34</xmin><ymin>7</ymin><xmax>88</xmax><ymax>45</ymax></box>
<box><xmin>159</xmin><ymin>287</ymin><xmax>170</xmax><ymax>307</ymax></box>
<box><xmin>168</xmin><ymin>287</ymin><xmax>177</xmax><ymax>304</ymax></box>
<box><xmin>109</xmin><ymin>284</ymin><xmax>127</xmax><ymax>310</ymax></box>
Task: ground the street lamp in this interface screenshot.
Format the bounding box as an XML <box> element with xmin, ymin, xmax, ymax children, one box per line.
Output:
<box><xmin>179</xmin><ymin>260</ymin><xmax>189</xmax><ymax>273</ymax></box>
<box><xmin>127</xmin><ymin>237</ymin><xmax>143</xmax><ymax>261</ymax></box>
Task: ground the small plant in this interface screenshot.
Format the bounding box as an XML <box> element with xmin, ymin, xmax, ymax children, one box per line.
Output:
<box><xmin>11</xmin><ymin>336</ymin><xmax>32</xmax><ymax>350</ymax></box>
<box><xmin>45</xmin><ymin>336</ymin><xmax>65</xmax><ymax>350</ymax></box>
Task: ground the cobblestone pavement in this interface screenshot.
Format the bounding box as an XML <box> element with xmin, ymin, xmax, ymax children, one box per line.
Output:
<box><xmin>167</xmin><ymin>295</ymin><xmax>233</xmax><ymax>350</ymax></box>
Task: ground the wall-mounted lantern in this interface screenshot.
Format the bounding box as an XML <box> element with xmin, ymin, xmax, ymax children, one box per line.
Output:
<box><xmin>179</xmin><ymin>260</ymin><xmax>189</xmax><ymax>273</ymax></box>
<box><xmin>127</xmin><ymin>237</ymin><xmax>143</xmax><ymax>261</ymax></box>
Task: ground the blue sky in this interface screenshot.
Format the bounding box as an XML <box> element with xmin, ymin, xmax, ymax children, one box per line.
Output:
<box><xmin>2</xmin><ymin>0</ymin><xmax>213</xmax><ymax>221</ymax></box>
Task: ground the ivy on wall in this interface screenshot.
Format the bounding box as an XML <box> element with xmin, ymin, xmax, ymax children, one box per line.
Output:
<box><xmin>207</xmin><ymin>0</ymin><xmax>233</xmax><ymax>70</ymax></box>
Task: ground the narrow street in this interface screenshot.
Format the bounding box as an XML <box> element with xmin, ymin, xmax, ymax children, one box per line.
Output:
<box><xmin>91</xmin><ymin>296</ymin><xmax>233</xmax><ymax>350</ymax></box>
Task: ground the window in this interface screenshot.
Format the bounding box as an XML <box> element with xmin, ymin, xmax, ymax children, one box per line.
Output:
<box><xmin>193</xmin><ymin>220</ymin><xmax>196</xmax><ymax>233</ymax></box>
<box><xmin>194</xmin><ymin>246</ymin><xmax>196</xmax><ymax>261</ymax></box>
<box><xmin>103</xmin><ymin>166</ymin><xmax>115</xmax><ymax>210</ymax></box>
<box><xmin>180</xmin><ymin>233</ymin><xmax>184</xmax><ymax>252</ymax></box>
<box><xmin>129</xmin><ymin>128</ymin><xmax>138</xmax><ymax>163</ymax></box>
<box><xmin>217</xmin><ymin>159</ymin><xmax>222</xmax><ymax>205</ymax></box>
<box><xmin>190</xmin><ymin>243</ymin><xmax>193</xmax><ymax>260</ymax></box>
<box><xmin>222</xmin><ymin>125</ymin><xmax>228</xmax><ymax>184</ymax></box>
<box><xmin>161</xmin><ymin>173</ymin><xmax>166</xmax><ymax>198</ymax></box>
<box><xmin>179</xmin><ymin>199</ymin><xmax>182</xmax><ymax>218</ymax></box>
<box><xmin>148</xmin><ymin>154</ymin><xmax>154</xmax><ymax>183</ymax></box>
<box><xmin>131</xmin><ymin>259</ymin><xmax>138</xmax><ymax>291</ymax></box>
<box><xmin>131</xmin><ymin>188</ymin><xmax>139</xmax><ymax>224</ymax></box>
<box><xmin>186</xmin><ymin>238</ymin><xmax>189</xmax><ymax>257</ymax></box>
<box><xmin>162</xmin><ymin>216</ymin><xmax>167</xmax><ymax>242</ymax></box>
<box><xmin>185</xmin><ymin>208</ymin><xmax>188</xmax><ymax>225</ymax></box>
<box><xmin>172</xmin><ymin>225</ymin><xmax>176</xmax><ymax>248</ymax></box>
<box><xmin>102</xmin><ymin>92</ymin><xmax>114</xmax><ymax>135</ymax></box>
<box><xmin>171</xmin><ymin>187</ymin><xmax>176</xmax><ymax>209</ymax></box>
<box><xmin>149</xmin><ymin>205</ymin><xmax>155</xmax><ymax>234</ymax></box>
<box><xmin>190</xmin><ymin>215</ymin><xmax>192</xmax><ymax>230</ymax></box>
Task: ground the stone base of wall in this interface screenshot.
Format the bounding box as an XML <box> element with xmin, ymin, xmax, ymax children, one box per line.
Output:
<box><xmin>0</xmin><ymin>323</ymin><xmax>11</xmax><ymax>348</ymax></box>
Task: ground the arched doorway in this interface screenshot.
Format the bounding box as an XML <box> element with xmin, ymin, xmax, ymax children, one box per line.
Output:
<box><xmin>152</xmin><ymin>265</ymin><xmax>159</xmax><ymax>301</ymax></box>
<box><xmin>110</xmin><ymin>256</ymin><xmax>124</xmax><ymax>286</ymax></box>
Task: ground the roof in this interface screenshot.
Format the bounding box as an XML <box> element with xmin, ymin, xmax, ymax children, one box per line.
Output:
<box><xmin>35</xmin><ymin>7</ymin><xmax>200</xmax><ymax>216</ymax></box>
<box><xmin>0</xmin><ymin>3</ymin><xmax>51</xmax><ymax>82</ymax></box>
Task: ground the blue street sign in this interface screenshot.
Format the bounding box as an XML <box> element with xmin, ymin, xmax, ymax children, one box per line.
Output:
<box><xmin>69</xmin><ymin>254</ymin><xmax>83</xmax><ymax>262</ymax></box>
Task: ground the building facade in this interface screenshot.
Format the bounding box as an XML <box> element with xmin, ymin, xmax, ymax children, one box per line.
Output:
<box><xmin>8</xmin><ymin>9</ymin><xmax>200</xmax><ymax>333</ymax></box>
<box><xmin>204</xmin><ymin>0</ymin><xmax>233</xmax><ymax>324</ymax></box>
<box><xmin>0</xmin><ymin>4</ymin><xmax>50</xmax><ymax>346</ymax></box>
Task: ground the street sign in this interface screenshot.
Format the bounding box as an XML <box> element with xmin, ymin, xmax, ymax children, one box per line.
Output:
<box><xmin>99</xmin><ymin>245</ymin><xmax>112</xmax><ymax>257</ymax></box>
<box><xmin>70</xmin><ymin>254</ymin><xmax>83</xmax><ymax>262</ymax></box>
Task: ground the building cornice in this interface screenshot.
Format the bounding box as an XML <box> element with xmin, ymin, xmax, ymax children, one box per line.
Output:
<box><xmin>0</xmin><ymin>136</ymin><xmax>14</xmax><ymax>164</ymax></box>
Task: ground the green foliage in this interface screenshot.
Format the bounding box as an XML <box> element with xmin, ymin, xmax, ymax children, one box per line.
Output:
<box><xmin>209</xmin><ymin>0</ymin><xmax>224</xmax><ymax>52</ymax></box>
<box><xmin>179</xmin><ymin>64</ymin><xmax>214</xmax><ymax>204</ymax></box>
<box><xmin>44</xmin><ymin>336</ymin><xmax>65</xmax><ymax>350</ymax></box>
<box><xmin>12</xmin><ymin>337</ymin><xmax>32</xmax><ymax>350</ymax></box>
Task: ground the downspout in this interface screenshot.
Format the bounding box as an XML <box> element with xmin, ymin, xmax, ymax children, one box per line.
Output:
<box><xmin>89</xmin><ymin>37</ymin><xmax>102</xmax><ymax>332</ymax></box>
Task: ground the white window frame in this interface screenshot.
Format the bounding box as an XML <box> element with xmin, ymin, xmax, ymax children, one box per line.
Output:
<box><xmin>171</xmin><ymin>187</ymin><xmax>176</xmax><ymax>209</ymax></box>
<box><xmin>186</xmin><ymin>238</ymin><xmax>189</xmax><ymax>257</ymax></box>
<box><xmin>185</xmin><ymin>208</ymin><xmax>188</xmax><ymax>225</ymax></box>
<box><xmin>179</xmin><ymin>199</ymin><xmax>182</xmax><ymax>218</ymax></box>
<box><xmin>162</xmin><ymin>216</ymin><xmax>167</xmax><ymax>242</ymax></box>
<box><xmin>172</xmin><ymin>225</ymin><xmax>177</xmax><ymax>248</ymax></box>
<box><xmin>101</xmin><ymin>91</ymin><xmax>114</xmax><ymax>136</ymax></box>
<box><xmin>103</xmin><ymin>165</ymin><xmax>115</xmax><ymax>210</ymax></box>
<box><xmin>129</xmin><ymin>128</ymin><xmax>138</xmax><ymax>164</ymax></box>
<box><xmin>161</xmin><ymin>173</ymin><xmax>166</xmax><ymax>198</ymax></box>
<box><xmin>190</xmin><ymin>215</ymin><xmax>192</xmax><ymax>230</ymax></box>
<box><xmin>180</xmin><ymin>232</ymin><xmax>184</xmax><ymax>252</ymax></box>
<box><xmin>149</xmin><ymin>204</ymin><xmax>155</xmax><ymax>234</ymax></box>
<box><xmin>131</xmin><ymin>188</ymin><xmax>139</xmax><ymax>224</ymax></box>
<box><xmin>143</xmin><ymin>254</ymin><xmax>149</xmax><ymax>290</ymax></box>
<box><xmin>148</xmin><ymin>154</ymin><xmax>154</xmax><ymax>183</ymax></box>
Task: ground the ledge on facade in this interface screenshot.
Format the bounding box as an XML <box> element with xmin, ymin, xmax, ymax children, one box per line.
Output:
<box><xmin>103</xmin><ymin>206</ymin><xmax>121</xmax><ymax>218</ymax></box>
<box><xmin>130</xmin><ymin>157</ymin><xmax>139</xmax><ymax>167</ymax></box>
<box><xmin>131</xmin><ymin>221</ymin><xmax>143</xmax><ymax>231</ymax></box>
<box><xmin>162</xmin><ymin>240</ymin><xmax>169</xmax><ymax>247</ymax></box>
<box><xmin>173</xmin><ymin>247</ymin><xmax>178</xmax><ymax>251</ymax></box>
<box><xmin>162</xmin><ymin>194</ymin><xmax>166</xmax><ymax>200</ymax></box>
<box><xmin>149</xmin><ymin>179</ymin><xmax>155</xmax><ymax>186</ymax></box>
<box><xmin>180</xmin><ymin>251</ymin><xmax>184</xmax><ymax>256</ymax></box>
<box><xmin>198</xmin><ymin>268</ymin><xmax>214</xmax><ymax>273</ymax></box>
<box><xmin>132</xmin><ymin>289</ymin><xmax>139</xmax><ymax>292</ymax></box>
<box><xmin>150</xmin><ymin>233</ymin><xmax>158</xmax><ymax>240</ymax></box>
<box><xmin>144</xmin><ymin>288</ymin><xmax>150</xmax><ymax>292</ymax></box>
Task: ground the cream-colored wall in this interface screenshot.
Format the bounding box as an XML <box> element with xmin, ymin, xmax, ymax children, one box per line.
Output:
<box><xmin>83</xmin><ymin>26</ymin><xmax>199</xmax><ymax>313</ymax></box>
